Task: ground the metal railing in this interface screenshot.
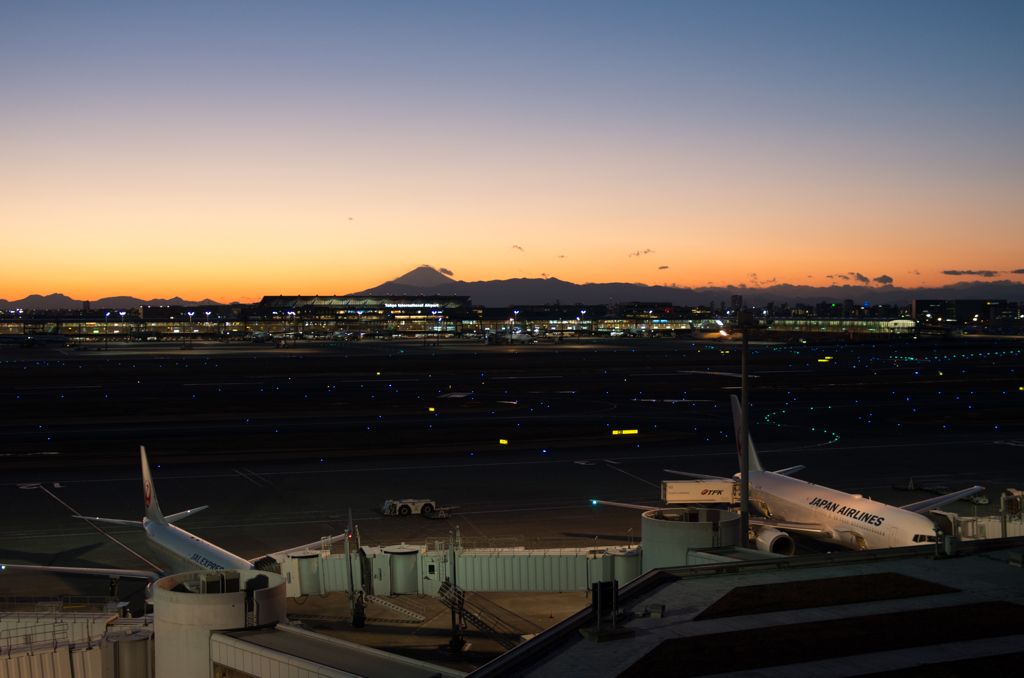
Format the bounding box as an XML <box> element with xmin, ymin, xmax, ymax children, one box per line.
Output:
<box><xmin>1</xmin><ymin>622</ymin><xmax>69</xmax><ymax>656</ymax></box>
<box><xmin>0</xmin><ymin>595</ymin><xmax>119</xmax><ymax>621</ymax></box>
<box><xmin>436</xmin><ymin>582</ymin><xmax>521</xmax><ymax>650</ymax></box>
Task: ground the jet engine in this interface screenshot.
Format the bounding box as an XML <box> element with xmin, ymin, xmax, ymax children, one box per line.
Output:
<box><xmin>754</xmin><ymin>528</ymin><xmax>795</xmax><ymax>556</ymax></box>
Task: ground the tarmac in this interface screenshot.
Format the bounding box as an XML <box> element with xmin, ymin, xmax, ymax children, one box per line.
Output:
<box><xmin>1</xmin><ymin>335</ymin><xmax>1022</xmax><ymax>672</ymax></box>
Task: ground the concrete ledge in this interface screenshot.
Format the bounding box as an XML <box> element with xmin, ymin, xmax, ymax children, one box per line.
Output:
<box><xmin>579</xmin><ymin>626</ymin><xmax>636</xmax><ymax>643</ymax></box>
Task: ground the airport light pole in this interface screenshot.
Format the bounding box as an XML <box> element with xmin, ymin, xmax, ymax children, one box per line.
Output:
<box><xmin>737</xmin><ymin>309</ymin><xmax>755</xmax><ymax>544</ymax></box>
<box><xmin>104</xmin><ymin>312</ymin><xmax>110</xmax><ymax>350</ymax></box>
<box><xmin>118</xmin><ymin>311</ymin><xmax>126</xmax><ymax>341</ymax></box>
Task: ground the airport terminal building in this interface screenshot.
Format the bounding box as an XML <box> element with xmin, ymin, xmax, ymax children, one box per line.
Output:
<box><xmin>2</xmin><ymin>295</ymin><xmax>1020</xmax><ymax>343</ymax></box>
<box><xmin>254</xmin><ymin>294</ymin><xmax>475</xmax><ymax>337</ymax></box>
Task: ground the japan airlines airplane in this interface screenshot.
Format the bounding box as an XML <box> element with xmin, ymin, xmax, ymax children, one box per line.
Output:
<box><xmin>1</xmin><ymin>447</ymin><xmax>346</xmax><ymax>597</ymax></box>
<box><xmin>600</xmin><ymin>396</ymin><xmax>983</xmax><ymax>554</ymax></box>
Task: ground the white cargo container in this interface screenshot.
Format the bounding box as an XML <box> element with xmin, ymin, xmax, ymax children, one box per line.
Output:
<box><xmin>661</xmin><ymin>480</ymin><xmax>737</xmax><ymax>504</ymax></box>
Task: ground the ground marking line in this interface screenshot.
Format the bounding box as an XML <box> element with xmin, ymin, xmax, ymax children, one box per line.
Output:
<box><xmin>231</xmin><ymin>468</ymin><xmax>264</xmax><ymax>488</ymax></box>
<box><xmin>606</xmin><ymin>464</ymin><xmax>660</xmax><ymax>489</ymax></box>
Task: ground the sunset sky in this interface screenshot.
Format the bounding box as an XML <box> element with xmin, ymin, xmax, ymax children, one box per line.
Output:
<box><xmin>2</xmin><ymin>2</ymin><xmax>1022</xmax><ymax>302</ymax></box>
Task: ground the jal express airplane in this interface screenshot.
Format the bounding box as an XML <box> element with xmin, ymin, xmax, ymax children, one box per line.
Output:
<box><xmin>603</xmin><ymin>396</ymin><xmax>982</xmax><ymax>554</ymax></box>
<box><xmin>2</xmin><ymin>447</ymin><xmax>345</xmax><ymax>596</ymax></box>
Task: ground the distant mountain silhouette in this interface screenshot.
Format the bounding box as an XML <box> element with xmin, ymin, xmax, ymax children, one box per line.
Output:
<box><xmin>4</xmin><ymin>274</ymin><xmax>1022</xmax><ymax>311</ymax></box>
<box><xmin>387</xmin><ymin>266</ymin><xmax>456</xmax><ymax>287</ymax></box>
<box><xmin>0</xmin><ymin>294</ymin><xmax>223</xmax><ymax>311</ymax></box>
<box><xmin>0</xmin><ymin>293</ymin><xmax>81</xmax><ymax>310</ymax></box>
<box><xmin>358</xmin><ymin>271</ymin><xmax>1024</xmax><ymax>307</ymax></box>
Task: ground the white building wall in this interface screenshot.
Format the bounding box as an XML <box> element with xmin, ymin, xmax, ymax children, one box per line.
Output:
<box><xmin>211</xmin><ymin>633</ymin><xmax>357</xmax><ymax>678</ymax></box>
<box><xmin>0</xmin><ymin>648</ymin><xmax>77</xmax><ymax>678</ymax></box>
<box><xmin>69</xmin><ymin>644</ymin><xmax>112</xmax><ymax>678</ymax></box>
<box><xmin>152</xmin><ymin>571</ymin><xmax>286</xmax><ymax>678</ymax></box>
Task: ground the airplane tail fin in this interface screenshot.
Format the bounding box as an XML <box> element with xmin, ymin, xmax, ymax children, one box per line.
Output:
<box><xmin>140</xmin><ymin>446</ymin><xmax>167</xmax><ymax>525</ymax></box>
<box><xmin>730</xmin><ymin>395</ymin><xmax>764</xmax><ymax>472</ymax></box>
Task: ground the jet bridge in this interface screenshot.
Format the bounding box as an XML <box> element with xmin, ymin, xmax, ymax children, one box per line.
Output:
<box><xmin>279</xmin><ymin>505</ymin><xmax>746</xmax><ymax>599</ymax></box>
<box><xmin>278</xmin><ymin>541</ymin><xmax>637</xmax><ymax>598</ymax></box>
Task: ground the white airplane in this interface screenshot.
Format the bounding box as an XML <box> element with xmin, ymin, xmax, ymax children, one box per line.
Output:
<box><xmin>1</xmin><ymin>447</ymin><xmax>348</xmax><ymax>598</ymax></box>
<box><xmin>599</xmin><ymin>396</ymin><xmax>983</xmax><ymax>554</ymax></box>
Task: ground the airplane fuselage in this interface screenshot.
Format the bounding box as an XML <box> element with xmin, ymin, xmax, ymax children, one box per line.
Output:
<box><xmin>143</xmin><ymin>518</ymin><xmax>252</xmax><ymax>574</ymax></box>
<box><xmin>750</xmin><ymin>471</ymin><xmax>938</xmax><ymax>550</ymax></box>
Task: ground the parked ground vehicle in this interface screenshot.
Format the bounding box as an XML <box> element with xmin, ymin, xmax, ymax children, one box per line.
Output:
<box><xmin>380</xmin><ymin>499</ymin><xmax>459</xmax><ymax>517</ymax></box>
<box><xmin>381</xmin><ymin>499</ymin><xmax>435</xmax><ymax>516</ymax></box>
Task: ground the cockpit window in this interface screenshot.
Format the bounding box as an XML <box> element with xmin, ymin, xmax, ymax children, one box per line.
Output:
<box><xmin>912</xmin><ymin>534</ymin><xmax>938</xmax><ymax>543</ymax></box>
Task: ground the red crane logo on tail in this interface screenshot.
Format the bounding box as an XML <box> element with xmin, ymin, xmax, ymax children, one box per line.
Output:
<box><xmin>144</xmin><ymin>481</ymin><xmax>152</xmax><ymax>508</ymax></box>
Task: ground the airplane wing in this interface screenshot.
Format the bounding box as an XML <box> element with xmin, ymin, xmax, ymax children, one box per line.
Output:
<box><xmin>899</xmin><ymin>485</ymin><xmax>984</xmax><ymax>514</ymax></box>
<box><xmin>664</xmin><ymin>469</ymin><xmax>734</xmax><ymax>481</ymax></box>
<box><xmin>772</xmin><ymin>465</ymin><xmax>805</xmax><ymax>476</ymax></box>
<box><xmin>592</xmin><ymin>500</ymin><xmax>660</xmax><ymax>511</ymax></box>
<box><xmin>1</xmin><ymin>563</ymin><xmax>162</xmax><ymax>581</ymax></box>
<box><xmin>750</xmin><ymin>516</ymin><xmax>832</xmax><ymax>538</ymax></box>
<box><xmin>165</xmin><ymin>506</ymin><xmax>208</xmax><ymax>523</ymax></box>
<box><xmin>71</xmin><ymin>516</ymin><xmax>144</xmax><ymax>527</ymax></box>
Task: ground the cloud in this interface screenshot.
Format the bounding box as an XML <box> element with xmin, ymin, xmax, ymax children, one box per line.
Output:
<box><xmin>439</xmin><ymin>268</ymin><xmax>453</xmax><ymax>277</ymax></box>
<box><xmin>628</xmin><ymin>249</ymin><xmax>655</xmax><ymax>257</ymax></box>
<box><xmin>873</xmin><ymin>274</ymin><xmax>893</xmax><ymax>285</ymax></box>
<box><xmin>836</xmin><ymin>274</ymin><xmax>849</xmax><ymax>280</ymax></box>
<box><xmin>764</xmin><ymin>277</ymin><xmax>776</xmax><ymax>284</ymax></box>
<box><xmin>511</xmin><ymin>245</ymin><xmax>524</xmax><ymax>252</ymax></box>
<box><xmin>851</xmin><ymin>272</ymin><xmax>870</xmax><ymax>284</ymax></box>
<box><xmin>658</xmin><ymin>265</ymin><xmax>669</xmax><ymax>270</ymax></box>
<box><xmin>540</xmin><ymin>272</ymin><xmax>550</xmax><ymax>279</ymax></box>
<box><xmin>1011</xmin><ymin>269</ymin><xmax>1024</xmax><ymax>274</ymax></box>
<box><xmin>826</xmin><ymin>275</ymin><xmax>833</xmax><ymax>279</ymax></box>
<box><xmin>557</xmin><ymin>255</ymin><xmax>565</xmax><ymax>258</ymax></box>
<box><xmin>942</xmin><ymin>269</ymin><xmax>998</xmax><ymax>277</ymax></box>
<box><xmin>909</xmin><ymin>269</ymin><xmax>920</xmax><ymax>275</ymax></box>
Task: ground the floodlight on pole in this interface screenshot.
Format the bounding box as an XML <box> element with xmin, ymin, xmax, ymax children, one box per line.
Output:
<box><xmin>736</xmin><ymin>309</ymin><xmax>756</xmax><ymax>544</ymax></box>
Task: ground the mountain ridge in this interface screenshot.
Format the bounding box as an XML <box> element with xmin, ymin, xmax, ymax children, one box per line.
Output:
<box><xmin>4</xmin><ymin>269</ymin><xmax>1023</xmax><ymax>310</ymax></box>
<box><xmin>0</xmin><ymin>294</ymin><xmax>224</xmax><ymax>311</ymax></box>
<box><xmin>358</xmin><ymin>270</ymin><xmax>1024</xmax><ymax>307</ymax></box>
